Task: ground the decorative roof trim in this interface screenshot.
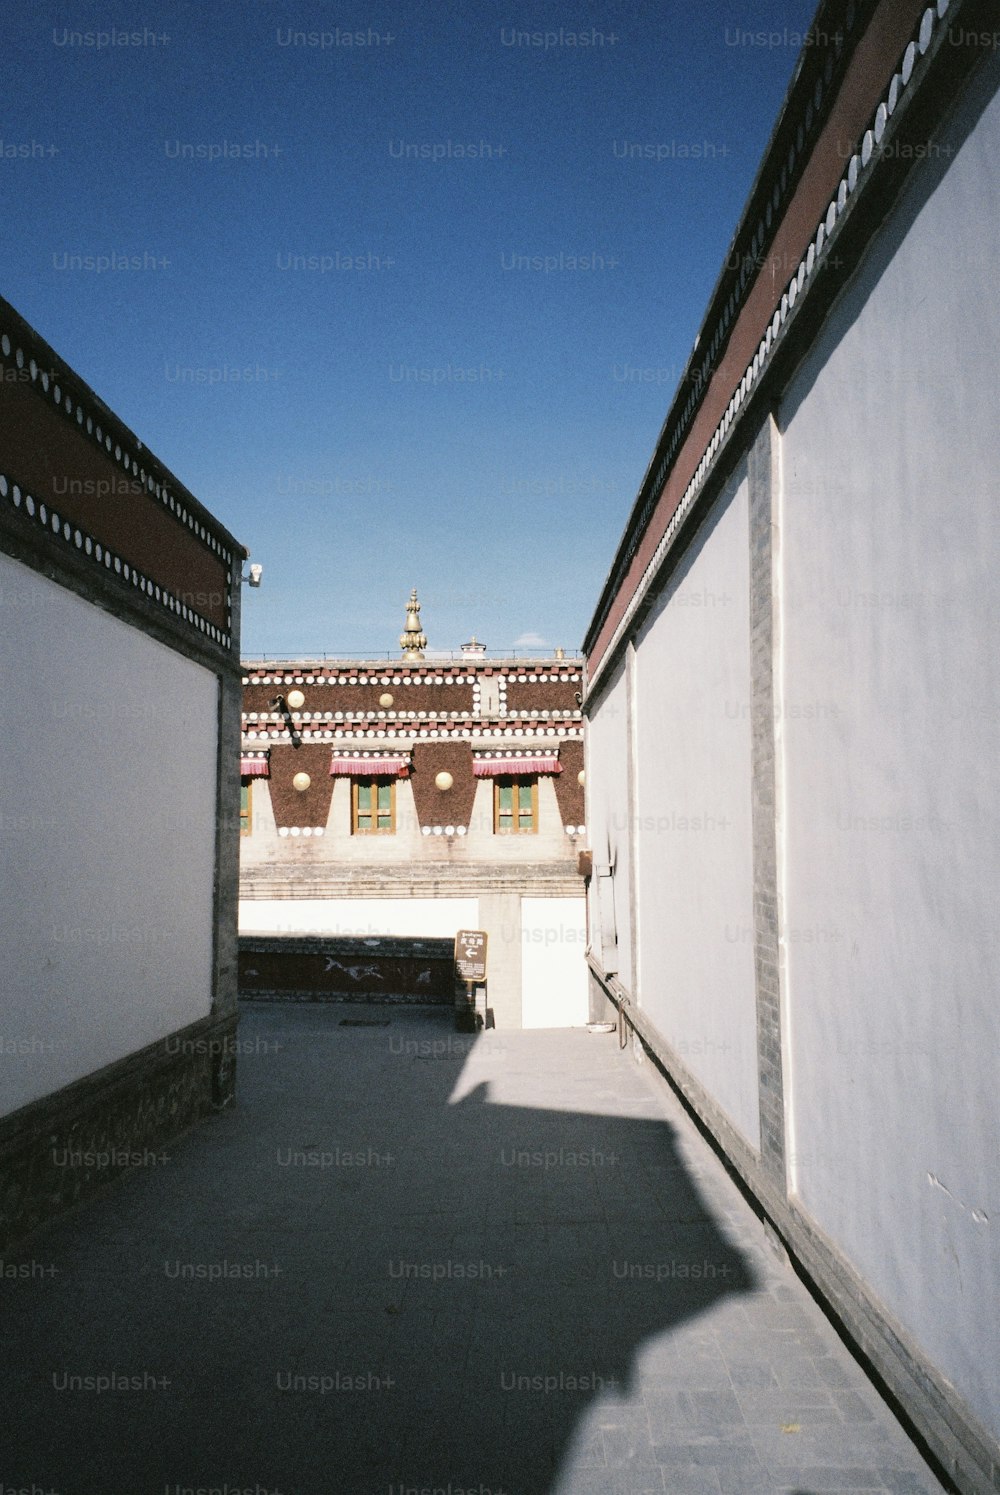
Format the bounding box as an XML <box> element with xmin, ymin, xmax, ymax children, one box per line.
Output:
<box><xmin>241</xmin><ymin>752</ymin><xmax>270</xmax><ymax>777</ymax></box>
<box><xmin>473</xmin><ymin>754</ymin><xmax>562</xmax><ymax>776</ymax></box>
<box><xmin>0</xmin><ymin>302</ymin><xmax>242</xmax><ymax>568</ymax></box>
<box><xmin>586</xmin><ymin>0</ymin><xmax>951</xmax><ymax>692</ymax></box>
<box><xmin>0</xmin><ymin>468</ymin><xmax>234</xmax><ymax>650</ymax></box>
<box><xmin>329</xmin><ymin>753</ymin><xmax>412</xmax><ymax>776</ymax></box>
<box><xmin>241</xmin><ymin>665</ymin><xmax>581</xmax><ymax>680</ymax></box>
<box><xmin>243</xmin><ymin>725</ymin><xmax>583</xmax><ymax>742</ymax></box>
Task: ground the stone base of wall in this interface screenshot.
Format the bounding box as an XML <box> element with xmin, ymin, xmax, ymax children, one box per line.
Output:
<box><xmin>587</xmin><ymin>957</ymin><xmax>999</xmax><ymax>1495</ymax></box>
<box><xmin>0</xmin><ymin>1010</ymin><xmax>236</xmax><ymax>1252</ymax></box>
<box><xmin>588</xmin><ymin>965</ymin><xmax>618</xmax><ymax>1025</ymax></box>
<box><xmin>238</xmin><ymin>935</ymin><xmax>456</xmax><ymax>1004</ymax></box>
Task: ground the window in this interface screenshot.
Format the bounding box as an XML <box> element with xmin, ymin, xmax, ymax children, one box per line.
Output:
<box><xmin>240</xmin><ymin>780</ymin><xmax>252</xmax><ymax>836</ymax></box>
<box><xmin>494</xmin><ymin>776</ymin><xmax>537</xmax><ymax>834</ymax></box>
<box><xmin>353</xmin><ymin>777</ymin><xmax>396</xmax><ymax>834</ymax></box>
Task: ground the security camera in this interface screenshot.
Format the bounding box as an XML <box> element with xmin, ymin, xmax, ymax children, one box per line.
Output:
<box><xmin>248</xmin><ymin>563</ymin><xmax>263</xmax><ymax>588</ymax></box>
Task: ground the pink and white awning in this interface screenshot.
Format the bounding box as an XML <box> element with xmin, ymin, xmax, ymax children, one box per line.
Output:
<box><xmin>329</xmin><ymin>755</ymin><xmax>412</xmax><ymax>777</ymax></box>
<box><xmin>240</xmin><ymin>754</ymin><xmax>270</xmax><ymax>777</ymax></box>
<box><xmin>472</xmin><ymin>754</ymin><xmax>561</xmax><ymax>776</ymax></box>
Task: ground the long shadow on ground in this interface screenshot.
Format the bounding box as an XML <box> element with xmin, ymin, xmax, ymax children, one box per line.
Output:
<box><xmin>3</xmin><ymin>1003</ymin><xmax>757</xmax><ymax>1495</ymax></box>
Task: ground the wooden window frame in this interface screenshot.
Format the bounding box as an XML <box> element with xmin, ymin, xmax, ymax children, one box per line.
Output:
<box><xmin>352</xmin><ymin>776</ymin><xmax>397</xmax><ymax>834</ymax></box>
<box><xmin>240</xmin><ymin>779</ymin><xmax>253</xmax><ymax>836</ymax></box>
<box><xmin>493</xmin><ymin>775</ymin><xmax>538</xmax><ymax>834</ymax></box>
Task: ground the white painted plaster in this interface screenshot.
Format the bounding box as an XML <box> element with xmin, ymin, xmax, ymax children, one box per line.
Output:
<box><xmin>520</xmin><ymin>897</ymin><xmax>589</xmax><ymax>1028</ymax></box>
<box><xmin>584</xmin><ymin>662</ymin><xmax>633</xmax><ymax>985</ymax></box>
<box><xmin>478</xmin><ymin>891</ymin><xmax>523</xmax><ymax>1030</ymax></box>
<box><xmin>238</xmin><ymin>898</ymin><xmax>479</xmax><ymax>939</ymax></box>
<box><xmin>631</xmin><ymin>471</ymin><xmax>760</xmax><ymax>1148</ymax></box>
<box><xmin>0</xmin><ymin>555</ymin><xmax>218</xmax><ymax>1116</ymax></box>
<box><xmin>778</xmin><ymin>62</ymin><xmax>1000</xmax><ymax>1435</ymax></box>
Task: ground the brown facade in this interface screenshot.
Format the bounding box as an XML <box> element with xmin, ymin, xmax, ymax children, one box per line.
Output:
<box><xmin>504</xmin><ymin>676</ymin><xmax>580</xmax><ymax>715</ymax></box>
<box><xmin>242</xmin><ymin>658</ymin><xmax>586</xmax><ymax>835</ymax></box>
<box><xmin>410</xmin><ymin>742</ymin><xmax>476</xmax><ymax>828</ymax></box>
<box><xmin>266</xmin><ymin>742</ymin><xmax>338</xmax><ymax>829</ymax></box>
<box><xmin>551</xmin><ymin>739</ymin><xmax>585</xmax><ymax>827</ymax></box>
<box><xmin>243</xmin><ymin>674</ymin><xmax>476</xmax><ymax>719</ymax></box>
<box><xmin>240</xmin><ymin>644</ymin><xmax>588</xmax><ymax>1027</ymax></box>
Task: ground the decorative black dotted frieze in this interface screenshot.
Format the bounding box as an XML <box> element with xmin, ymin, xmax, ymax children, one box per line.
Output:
<box><xmin>0</xmin><ymin>310</ymin><xmax>242</xmax><ymax>650</ymax></box>
<box><xmin>586</xmin><ymin>0</ymin><xmax>949</xmax><ymax>672</ymax></box>
<box><xmin>0</xmin><ymin>468</ymin><xmax>234</xmax><ymax>649</ymax></box>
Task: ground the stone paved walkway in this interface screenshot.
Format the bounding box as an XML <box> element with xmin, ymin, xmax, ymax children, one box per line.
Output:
<box><xmin>3</xmin><ymin>1003</ymin><xmax>948</xmax><ymax>1495</ymax></box>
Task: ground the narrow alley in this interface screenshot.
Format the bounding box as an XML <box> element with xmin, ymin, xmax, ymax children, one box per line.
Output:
<box><xmin>3</xmin><ymin>1003</ymin><xmax>947</xmax><ymax>1495</ymax></box>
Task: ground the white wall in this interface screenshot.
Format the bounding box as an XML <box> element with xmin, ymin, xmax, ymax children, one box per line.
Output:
<box><xmin>778</xmin><ymin>58</ymin><xmax>1000</xmax><ymax>1435</ymax></box>
<box><xmin>239</xmin><ymin>897</ymin><xmax>479</xmax><ymax>938</ymax></box>
<box><xmin>632</xmin><ymin>471</ymin><xmax>760</xmax><ymax>1149</ymax></box>
<box><xmin>239</xmin><ymin>892</ymin><xmax>587</xmax><ymax>1028</ymax></box>
<box><xmin>521</xmin><ymin>896</ymin><xmax>588</xmax><ymax>1028</ymax></box>
<box><xmin>584</xmin><ymin>660</ymin><xmax>633</xmax><ymax>985</ymax></box>
<box><xmin>0</xmin><ymin>555</ymin><xmax>218</xmax><ymax>1116</ymax></box>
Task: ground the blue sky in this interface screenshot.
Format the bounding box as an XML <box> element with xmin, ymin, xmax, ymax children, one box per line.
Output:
<box><xmin>4</xmin><ymin>0</ymin><xmax>818</xmax><ymax>657</ymax></box>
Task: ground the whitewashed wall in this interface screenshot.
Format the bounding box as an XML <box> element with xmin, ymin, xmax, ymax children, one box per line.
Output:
<box><xmin>632</xmin><ymin>471</ymin><xmax>760</xmax><ymax>1149</ymax></box>
<box><xmin>584</xmin><ymin>660</ymin><xmax>633</xmax><ymax>987</ymax></box>
<box><xmin>520</xmin><ymin>896</ymin><xmax>588</xmax><ymax>1028</ymax></box>
<box><xmin>239</xmin><ymin>897</ymin><xmax>480</xmax><ymax>938</ymax></box>
<box><xmin>0</xmin><ymin>555</ymin><xmax>218</xmax><ymax>1116</ymax></box>
<box><xmin>777</xmin><ymin>61</ymin><xmax>1000</xmax><ymax>1435</ymax></box>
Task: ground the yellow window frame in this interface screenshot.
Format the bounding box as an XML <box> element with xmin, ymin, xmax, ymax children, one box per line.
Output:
<box><xmin>493</xmin><ymin>776</ymin><xmax>538</xmax><ymax>834</ymax></box>
<box><xmin>240</xmin><ymin>779</ymin><xmax>253</xmax><ymax>836</ymax></box>
<box><xmin>352</xmin><ymin>776</ymin><xmax>396</xmax><ymax>834</ymax></box>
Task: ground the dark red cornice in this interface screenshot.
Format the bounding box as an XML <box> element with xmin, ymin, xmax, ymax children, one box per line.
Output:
<box><xmin>584</xmin><ymin>0</ymin><xmax>927</xmax><ymax>677</ymax></box>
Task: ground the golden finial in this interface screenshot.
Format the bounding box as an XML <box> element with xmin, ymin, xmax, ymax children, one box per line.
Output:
<box><xmin>400</xmin><ymin>588</ymin><xmax>427</xmax><ymax>659</ymax></box>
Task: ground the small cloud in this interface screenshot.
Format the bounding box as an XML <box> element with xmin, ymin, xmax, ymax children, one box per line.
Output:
<box><xmin>513</xmin><ymin>631</ymin><xmax>549</xmax><ymax>649</ymax></box>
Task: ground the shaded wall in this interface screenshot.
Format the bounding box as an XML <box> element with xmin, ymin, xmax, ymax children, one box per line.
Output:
<box><xmin>582</xmin><ymin>6</ymin><xmax>1000</xmax><ymax>1489</ymax></box>
<box><xmin>238</xmin><ymin>936</ymin><xmax>457</xmax><ymax>1003</ymax></box>
<box><xmin>631</xmin><ymin>471</ymin><xmax>759</xmax><ymax>1149</ymax></box>
<box><xmin>777</xmin><ymin>49</ymin><xmax>1000</xmax><ymax>1438</ymax></box>
<box><xmin>0</xmin><ymin>297</ymin><xmax>244</xmax><ymax>1248</ymax></box>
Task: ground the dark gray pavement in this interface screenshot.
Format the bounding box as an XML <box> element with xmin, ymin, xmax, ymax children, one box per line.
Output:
<box><xmin>2</xmin><ymin>1003</ymin><xmax>948</xmax><ymax>1495</ymax></box>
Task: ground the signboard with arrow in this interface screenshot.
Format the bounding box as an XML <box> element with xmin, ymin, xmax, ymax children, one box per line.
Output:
<box><xmin>454</xmin><ymin>929</ymin><xmax>487</xmax><ymax>983</ymax></box>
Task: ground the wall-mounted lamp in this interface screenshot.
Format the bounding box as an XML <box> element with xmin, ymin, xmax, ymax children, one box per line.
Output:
<box><xmin>578</xmin><ymin>770</ymin><xmax>585</xmax><ymax>786</ymax></box>
<box><xmin>435</xmin><ymin>771</ymin><xmax>454</xmax><ymax>791</ymax></box>
<box><xmin>292</xmin><ymin>772</ymin><xmax>311</xmax><ymax>792</ymax></box>
<box><xmin>286</xmin><ymin>689</ymin><xmax>305</xmax><ymax>710</ymax></box>
<box><xmin>379</xmin><ymin>693</ymin><xmax>394</xmax><ymax>708</ymax></box>
<box><xmin>242</xmin><ymin>561</ymin><xmax>263</xmax><ymax>587</ymax></box>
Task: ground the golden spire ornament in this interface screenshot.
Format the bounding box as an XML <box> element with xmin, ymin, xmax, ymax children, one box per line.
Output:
<box><xmin>399</xmin><ymin>588</ymin><xmax>427</xmax><ymax>659</ymax></box>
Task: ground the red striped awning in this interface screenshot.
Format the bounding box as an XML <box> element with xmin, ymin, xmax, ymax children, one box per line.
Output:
<box><xmin>330</xmin><ymin>755</ymin><xmax>411</xmax><ymax>777</ymax></box>
<box><xmin>473</xmin><ymin>755</ymin><xmax>561</xmax><ymax>776</ymax></box>
<box><xmin>241</xmin><ymin>755</ymin><xmax>270</xmax><ymax>777</ymax></box>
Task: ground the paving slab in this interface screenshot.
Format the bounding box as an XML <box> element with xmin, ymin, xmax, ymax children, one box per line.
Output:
<box><xmin>1</xmin><ymin>1002</ymin><xmax>949</xmax><ymax>1495</ymax></box>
